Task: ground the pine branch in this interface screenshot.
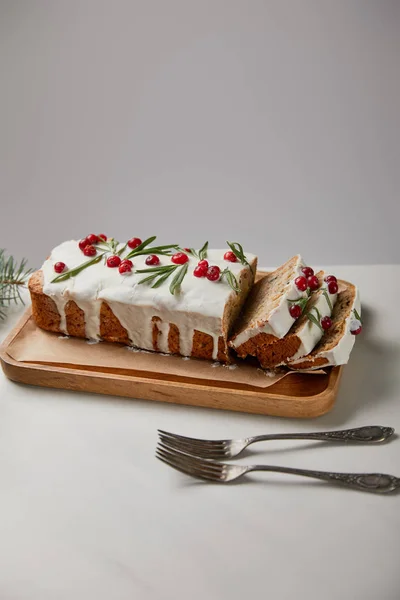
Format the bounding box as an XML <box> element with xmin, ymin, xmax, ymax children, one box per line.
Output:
<box><xmin>0</xmin><ymin>249</ymin><xmax>32</xmax><ymax>320</ymax></box>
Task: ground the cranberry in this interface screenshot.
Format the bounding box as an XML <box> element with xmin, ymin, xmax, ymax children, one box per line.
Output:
<box><xmin>145</xmin><ymin>254</ymin><xmax>160</xmax><ymax>266</ymax></box>
<box><xmin>301</xmin><ymin>266</ymin><xmax>314</xmax><ymax>278</ymax></box>
<box><xmin>206</xmin><ymin>266</ymin><xmax>221</xmax><ymax>281</ymax></box>
<box><xmin>79</xmin><ymin>238</ymin><xmax>89</xmax><ymax>251</ymax></box>
<box><xmin>295</xmin><ymin>276</ymin><xmax>308</xmax><ymax>292</ymax></box>
<box><xmin>86</xmin><ymin>233</ymin><xmax>99</xmax><ymax>245</ymax></box>
<box><xmin>83</xmin><ymin>245</ymin><xmax>96</xmax><ymax>257</ymax></box>
<box><xmin>171</xmin><ymin>252</ymin><xmax>189</xmax><ymax>265</ymax></box>
<box><xmin>119</xmin><ymin>261</ymin><xmax>132</xmax><ymax>274</ymax></box>
<box><xmin>307</xmin><ymin>275</ymin><xmax>320</xmax><ymax>291</ymax></box>
<box><xmin>289</xmin><ymin>304</ymin><xmax>302</xmax><ymax>319</ymax></box>
<box><xmin>328</xmin><ymin>281</ymin><xmax>338</xmax><ymax>294</ymax></box>
<box><xmin>183</xmin><ymin>248</ymin><xmax>191</xmax><ymax>253</ymax></box>
<box><xmin>224</xmin><ymin>251</ymin><xmax>237</xmax><ymax>262</ymax></box>
<box><xmin>107</xmin><ymin>255</ymin><xmax>121</xmax><ymax>268</ymax></box>
<box><xmin>127</xmin><ymin>237</ymin><xmax>142</xmax><ymax>250</ymax></box>
<box><xmin>98</xmin><ymin>233</ymin><xmax>107</xmax><ymax>241</ymax></box>
<box><xmin>54</xmin><ymin>262</ymin><xmax>66</xmax><ymax>273</ymax></box>
<box><xmin>193</xmin><ymin>265</ymin><xmax>208</xmax><ymax>278</ymax></box>
<box><xmin>324</xmin><ymin>275</ymin><xmax>337</xmax><ymax>284</ymax></box>
<box><xmin>351</xmin><ymin>325</ymin><xmax>362</xmax><ymax>336</ymax></box>
<box><xmin>321</xmin><ymin>316</ymin><xmax>332</xmax><ymax>330</ymax></box>
<box><xmin>198</xmin><ymin>259</ymin><xmax>209</xmax><ymax>268</ymax></box>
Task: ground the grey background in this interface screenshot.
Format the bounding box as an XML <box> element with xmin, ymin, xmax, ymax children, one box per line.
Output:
<box><xmin>1</xmin><ymin>0</ymin><xmax>399</xmax><ymax>269</ymax></box>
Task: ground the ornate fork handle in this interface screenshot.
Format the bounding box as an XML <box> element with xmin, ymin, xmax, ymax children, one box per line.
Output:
<box><xmin>249</xmin><ymin>465</ymin><xmax>400</xmax><ymax>493</ymax></box>
<box><xmin>249</xmin><ymin>426</ymin><xmax>394</xmax><ymax>446</ymax></box>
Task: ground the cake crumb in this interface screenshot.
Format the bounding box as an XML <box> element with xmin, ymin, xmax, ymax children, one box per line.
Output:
<box><xmin>58</xmin><ymin>335</ymin><xmax>70</xmax><ymax>340</ymax></box>
<box><xmin>211</xmin><ymin>362</ymin><xmax>221</xmax><ymax>368</ymax></box>
<box><xmin>86</xmin><ymin>339</ymin><xmax>99</xmax><ymax>345</ymax></box>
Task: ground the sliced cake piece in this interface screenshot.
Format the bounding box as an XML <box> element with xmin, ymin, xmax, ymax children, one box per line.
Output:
<box><xmin>238</xmin><ymin>272</ymin><xmax>337</xmax><ymax>368</ymax></box>
<box><xmin>229</xmin><ymin>255</ymin><xmax>310</xmax><ymax>358</ymax></box>
<box><xmin>288</xmin><ymin>282</ymin><xmax>361</xmax><ymax>370</ymax></box>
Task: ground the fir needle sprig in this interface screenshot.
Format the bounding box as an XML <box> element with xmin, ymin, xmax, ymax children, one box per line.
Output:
<box><xmin>226</xmin><ymin>241</ymin><xmax>250</xmax><ymax>268</ymax></box>
<box><xmin>0</xmin><ymin>250</ymin><xmax>32</xmax><ymax>320</ymax></box>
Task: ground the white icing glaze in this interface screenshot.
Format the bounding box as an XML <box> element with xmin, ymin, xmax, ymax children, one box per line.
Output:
<box><xmin>230</xmin><ymin>255</ymin><xmax>308</xmax><ymax>347</ymax></box>
<box><xmin>290</xmin><ymin>287</ymin><xmax>361</xmax><ymax>369</ymax></box>
<box><xmin>41</xmin><ymin>241</ymin><xmax>256</xmax><ymax>358</ymax></box>
<box><xmin>287</xmin><ymin>285</ymin><xmax>338</xmax><ymax>362</ymax></box>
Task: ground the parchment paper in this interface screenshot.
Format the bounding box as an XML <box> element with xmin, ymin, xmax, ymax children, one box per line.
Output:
<box><xmin>6</xmin><ymin>314</ymin><xmax>326</xmax><ymax>389</ymax></box>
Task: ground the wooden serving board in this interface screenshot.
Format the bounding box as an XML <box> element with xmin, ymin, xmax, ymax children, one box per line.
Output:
<box><xmin>0</xmin><ymin>310</ymin><xmax>343</xmax><ymax>418</ymax></box>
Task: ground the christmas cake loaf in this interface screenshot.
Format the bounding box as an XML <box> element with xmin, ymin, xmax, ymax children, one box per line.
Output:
<box><xmin>29</xmin><ymin>235</ymin><xmax>257</xmax><ymax>362</ymax></box>
<box><xmin>288</xmin><ymin>281</ymin><xmax>361</xmax><ymax>370</ymax></box>
<box><xmin>229</xmin><ymin>255</ymin><xmax>312</xmax><ymax>357</ymax></box>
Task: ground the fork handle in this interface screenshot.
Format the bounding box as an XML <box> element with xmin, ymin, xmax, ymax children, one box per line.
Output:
<box><xmin>249</xmin><ymin>425</ymin><xmax>394</xmax><ymax>446</ymax></box>
<box><xmin>249</xmin><ymin>465</ymin><xmax>400</xmax><ymax>493</ymax></box>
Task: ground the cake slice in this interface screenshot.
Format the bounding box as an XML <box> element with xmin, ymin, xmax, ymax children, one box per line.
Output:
<box><xmin>29</xmin><ymin>236</ymin><xmax>257</xmax><ymax>363</ymax></box>
<box><xmin>229</xmin><ymin>255</ymin><xmax>310</xmax><ymax>358</ymax></box>
<box><xmin>288</xmin><ymin>282</ymin><xmax>361</xmax><ymax>370</ymax></box>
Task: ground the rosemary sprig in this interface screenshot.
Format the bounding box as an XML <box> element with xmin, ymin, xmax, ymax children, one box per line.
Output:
<box><xmin>322</xmin><ymin>288</ymin><xmax>333</xmax><ymax>311</ymax></box>
<box><xmin>189</xmin><ymin>241</ymin><xmax>208</xmax><ymax>260</ymax></box>
<box><xmin>51</xmin><ymin>253</ymin><xmax>106</xmax><ymax>283</ymax></box>
<box><xmin>306</xmin><ymin>306</ymin><xmax>323</xmax><ymax>332</ymax></box>
<box><xmin>287</xmin><ymin>296</ymin><xmax>309</xmax><ymax>312</ymax></box>
<box><xmin>226</xmin><ymin>241</ymin><xmax>250</xmax><ymax>268</ymax></box>
<box><xmin>353</xmin><ymin>308</ymin><xmax>363</xmax><ymax>324</ymax></box>
<box><xmin>137</xmin><ymin>263</ymin><xmax>188</xmax><ymax>294</ymax></box>
<box><xmin>125</xmin><ymin>236</ymin><xmax>179</xmax><ymax>260</ymax></box>
<box><xmin>170</xmin><ymin>262</ymin><xmax>189</xmax><ymax>294</ymax></box>
<box><xmin>221</xmin><ymin>268</ymin><xmax>240</xmax><ymax>293</ymax></box>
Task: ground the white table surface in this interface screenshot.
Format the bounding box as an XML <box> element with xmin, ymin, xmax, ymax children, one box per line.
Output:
<box><xmin>0</xmin><ymin>264</ymin><xmax>399</xmax><ymax>600</ymax></box>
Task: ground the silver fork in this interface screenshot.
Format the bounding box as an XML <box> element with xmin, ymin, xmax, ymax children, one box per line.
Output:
<box><xmin>156</xmin><ymin>444</ymin><xmax>400</xmax><ymax>493</ymax></box>
<box><xmin>158</xmin><ymin>425</ymin><xmax>395</xmax><ymax>460</ymax></box>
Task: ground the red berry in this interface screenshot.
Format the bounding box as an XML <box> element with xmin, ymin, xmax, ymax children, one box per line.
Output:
<box><xmin>328</xmin><ymin>281</ymin><xmax>338</xmax><ymax>294</ymax></box>
<box><xmin>301</xmin><ymin>266</ymin><xmax>314</xmax><ymax>278</ymax></box>
<box><xmin>321</xmin><ymin>316</ymin><xmax>332</xmax><ymax>330</ymax></box>
<box><xmin>351</xmin><ymin>325</ymin><xmax>362</xmax><ymax>336</ymax></box>
<box><xmin>79</xmin><ymin>238</ymin><xmax>89</xmax><ymax>251</ymax></box>
<box><xmin>54</xmin><ymin>262</ymin><xmax>66</xmax><ymax>273</ymax></box>
<box><xmin>183</xmin><ymin>248</ymin><xmax>191</xmax><ymax>253</ymax></box>
<box><xmin>83</xmin><ymin>245</ymin><xmax>96</xmax><ymax>257</ymax></box>
<box><xmin>107</xmin><ymin>255</ymin><xmax>121</xmax><ymax>268</ymax></box>
<box><xmin>193</xmin><ymin>265</ymin><xmax>208</xmax><ymax>278</ymax></box>
<box><xmin>120</xmin><ymin>259</ymin><xmax>133</xmax><ymax>267</ymax></box>
<box><xmin>145</xmin><ymin>254</ymin><xmax>160</xmax><ymax>266</ymax></box>
<box><xmin>295</xmin><ymin>276</ymin><xmax>308</xmax><ymax>292</ymax></box>
<box><xmin>324</xmin><ymin>275</ymin><xmax>337</xmax><ymax>284</ymax></box>
<box><xmin>127</xmin><ymin>237</ymin><xmax>142</xmax><ymax>250</ymax></box>
<box><xmin>98</xmin><ymin>233</ymin><xmax>107</xmax><ymax>241</ymax></box>
<box><xmin>224</xmin><ymin>251</ymin><xmax>237</xmax><ymax>262</ymax></box>
<box><xmin>198</xmin><ymin>259</ymin><xmax>209</xmax><ymax>268</ymax></box>
<box><xmin>119</xmin><ymin>261</ymin><xmax>132</xmax><ymax>274</ymax></box>
<box><xmin>86</xmin><ymin>233</ymin><xmax>99</xmax><ymax>245</ymax></box>
<box><xmin>206</xmin><ymin>266</ymin><xmax>221</xmax><ymax>281</ymax></box>
<box><xmin>307</xmin><ymin>275</ymin><xmax>320</xmax><ymax>291</ymax></box>
<box><xmin>171</xmin><ymin>252</ymin><xmax>189</xmax><ymax>265</ymax></box>
<box><xmin>289</xmin><ymin>304</ymin><xmax>302</xmax><ymax>319</ymax></box>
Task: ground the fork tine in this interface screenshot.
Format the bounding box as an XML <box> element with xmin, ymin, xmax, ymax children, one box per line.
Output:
<box><xmin>157</xmin><ymin>443</ymin><xmax>224</xmax><ymax>475</ymax></box>
<box><xmin>156</xmin><ymin>449</ymin><xmax>222</xmax><ymax>481</ymax></box>
<box><xmin>158</xmin><ymin>433</ymin><xmax>229</xmax><ymax>456</ymax></box>
<box><xmin>158</xmin><ymin>429</ymin><xmax>227</xmax><ymax>448</ymax></box>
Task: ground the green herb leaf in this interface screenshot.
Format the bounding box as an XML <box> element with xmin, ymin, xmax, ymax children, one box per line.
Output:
<box><xmin>221</xmin><ymin>268</ymin><xmax>240</xmax><ymax>293</ymax></box>
<box><xmin>152</xmin><ymin>271</ymin><xmax>175</xmax><ymax>288</ymax></box>
<box><xmin>125</xmin><ymin>236</ymin><xmax>157</xmax><ymax>259</ymax></box>
<box><xmin>287</xmin><ymin>296</ymin><xmax>309</xmax><ymax>312</ymax></box>
<box><xmin>190</xmin><ymin>248</ymin><xmax>199</xmax><ymax>258</ymax></box>
<box><xmin>226</xmin><ymin>241</ymin><xmax>250</xmax><ymax>268</ymax></box>
<box><xmin>306</xmin><ymin>311</ymin><xmax>324</xmax><ymax>332</ymax></box>
<box><xmin>51</xmin><ymin>253</ymin><xmax>106</xmax><ymax>283</ymax></box>
<box><xmin>169</xmin><ymin>262</ymin><xmax>188</xmax><ymax>295</ymax></box>
<box><xmin>198</xmin><ymin>241</ymin><xmax>209</xmax><ymax>261</ymax></box>
<box><xmin>322</xmin><ymin>289</ymin><xmax>333</xmax><ymax>312</ymax></box>
<box><xmin>353</xmin><ymin>308</ymin><xmax>363</xmax><ymax>324</ymax></box>
<box><xmin>312</xmin><ymin>305</ymin><xmax>322</xmax><ymax>321</ymax></box>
